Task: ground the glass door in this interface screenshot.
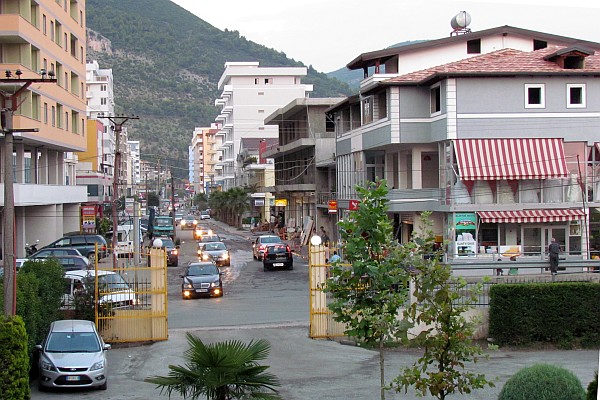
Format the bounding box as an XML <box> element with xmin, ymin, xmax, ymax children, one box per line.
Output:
<box><xmin>523</xmin><ymin>227</ymin><xmax>542</xmax><ymax>258</ymax></box>
<box><xmin>544</xmin><ymin>227</ymin><xmax>567</xmax><ymax>256</ymax></box>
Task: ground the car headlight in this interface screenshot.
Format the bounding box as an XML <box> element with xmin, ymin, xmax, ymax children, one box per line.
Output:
<box><xmin>181</xmin><ymin>221</ymin><xmax>186</xmax><ymax>226</ymax></box>
<box><xmin>195</xmin><ymin>230</ymin><xmax>201</xmax><ymax>236</ymax></box>
<box><xmin>211</xmin><ymin>280</ymin><xmax>220</xmax><ymax>287</ymax></box>
<box><xmin>202</xmin><ymin>254</ymin><xmax>209</xmax><ymax>260</ymax></box>
<box><xmin>183</xmin><ymin>282</ymin><xmax>193</xmax><ymax>289</ymax></box>
<box><xmin>222</xmin><ymin>253</ymin><xmax>229</xmax><ymax>259</ymax></box>
<box><xmin>197</xmin><ymin>249</ymin><xmax>202</xmax><ymax>256</ymax></box>
<box><xmin>172</xmin><ymin>249</ymin><xmax>178</xmax><ymax>255</ymax></box>
<box><xmin>40</xmin><ymin>357</ymin><xmax>57</xmax><ymax>372</ymax></box>
<box><xmin>193</xmin><ymin>220</ymin><xmax>198</xmax><ymax>225</ymax></box>
<box><xmin>208</xmin><ymin>230</ymin><xmax>213</xmax><ymax>235</ymax></box>
<box><xmin>90</xmin><ymin>360</ymin><xmax>105</xmax><ymax>371</ymax></box>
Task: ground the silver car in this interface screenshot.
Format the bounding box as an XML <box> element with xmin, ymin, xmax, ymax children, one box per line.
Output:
<box><xmin>36</xmin><ymin>319</ymin><xmax>110</xmax><ymax>391</ymax></box>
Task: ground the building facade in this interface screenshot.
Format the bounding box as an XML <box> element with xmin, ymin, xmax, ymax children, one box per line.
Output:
<box><xmin>213</xmin><ymin>62</ymin><xmax>313</xmax><ymax>190</ymax></box>
<box><xmin>332</xmin><ymin>26</ymin><xmax>600</xmax><ymax>265</ymax></box>
<box><xmin>0</xmin><ymin>0</ymin><xmax>88</xmax><ymax>256</ymax></box>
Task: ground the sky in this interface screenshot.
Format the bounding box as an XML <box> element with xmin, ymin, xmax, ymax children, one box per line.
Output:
<box><xmin>171</xmin><ymin>0</ymin><xmax>600</xmax><ymax>73</ymax></box>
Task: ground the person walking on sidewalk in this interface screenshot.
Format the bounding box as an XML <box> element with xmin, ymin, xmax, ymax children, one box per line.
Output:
<box><xmin>548</xmin><ymin>237</ymin><xmax>561</xmax><ymax>275</ymax></box>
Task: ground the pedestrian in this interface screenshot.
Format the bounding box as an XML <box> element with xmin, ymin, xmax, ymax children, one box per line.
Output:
<box><xmin>319</xmin><ymin>226</ymin><xmax>330</xmax><ymax>247</ymax></box>
<box><xmin>548</xmin><ymin>237</ymin><xmax>561</xmax><ymax>275</ymax></box>
<box><xmin>329</xmin><ymin>251</ymin><xmax>341</xmax><ymax>264</ymax></box>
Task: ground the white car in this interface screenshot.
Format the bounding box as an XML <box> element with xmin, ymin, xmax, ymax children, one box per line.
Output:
<box><xmin>200</xmin><ymin>211</ymin><xmax>211</xmax><ymax>220</ymax></box>
<box><xmin>36</xmin><ymin>319</ymin><xmax>110</xmax><ymax>391</ymax></box>
<box><xmin>62</xmin><ymin>270</ymin><xmax>138</xmax><ymax>310</ymax></box>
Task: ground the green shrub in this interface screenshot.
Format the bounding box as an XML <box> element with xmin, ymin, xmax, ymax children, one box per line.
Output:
<box><xmin>587</xmin><ymin>370</ymin><xmax>598</xmax><ymax>400</ymax></box>
<box><xmin>0</xmin><ymin>315</ymin><xmax>31</xmax><ymax>400</ymax></box>
<box><xmin>499</xmin><ymin>363</ymin><xmax>585</xmax><ymax>400</ymax></box>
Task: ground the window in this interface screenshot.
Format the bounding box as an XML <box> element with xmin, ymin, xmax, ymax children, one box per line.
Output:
<box><xmin>362</xmin><ymin>96</ymin><xmax>373</xmax><ymax>124</ymax></box>
<box><xmin>264</xmin><ymin>78</ymin><xmax>272</xmax><ymax>85</ymax></box>
<box><xmin>467</xmin><ymin>39</ymin><xmax>481</xmax><ymax>54</ymax></box>
<box><xmin>56</xmin><ymin>104</ymin><xmax>63</xmax><ymax>128</ymax></box>
<box><xmin>87</xmin><ymin>185</ymin><xmax>99</xmax><ymax>197</ymax></box>
<box><xmin>43</xmin><ymin>15</ymin><xmax>47</xmax><ymax>35</ymax></box>
<box><xmin>43</xmin><ymin>103</ymin><xmax>48</xmax><ymax>124</ymax></box>
<box><xmin>65</xmin><ymin>112</ymin><xmax>69</xmax><ymax>131</ymax></box>
<box><xmin>71</xmin><ymin>111</ymin><xmax>79</xmax><ymax>133</ymax></box>
<box><xmin>254</xmin><ymin>78</ymin><xmax>259</xmax><ymax>85</ymax></box>
<box><xmin>525</xmin><ymin>84</ymin><xmax>545</xmax><ymax>108</ymax></box>
<box><xmin>50</xmin><ymin>21</ymin><xmax>54</xmax><ymax>41</ymax></box>
<box><xmin>430</xmin><ymin>85</ymin><xmax>441</xmax><ymax>115</ymax></box>
<box><xmin>567</xmin><ymin>84</ymin><xmax>586</xmax><ymax>108</ymax></box>
<box><xmin>101</xmin><ymin>84</ymin><xmax>107</xmax><ymax>91</ymax></box>
<box><xmin>533</xmin><ymin>40</ymin><xmax>547</xmax><ymax>51</ymax></box>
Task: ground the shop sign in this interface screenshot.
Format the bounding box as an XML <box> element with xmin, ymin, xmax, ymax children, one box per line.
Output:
<box><xmin>81</xmin><ymin>206</ymin><xmax>96</xmax><ymax>233</ymax></box>
<box><xmin>255</xmin><ymin>199</ymin><xmax>265</xmax><ymax>206</ymax></box>
<box><xmin>328</xmin><ymin>200</ymin><xmax>337</xmax><ymax>214</ymax></box>
<box><xmin>454</xmin><ymin>212</ymin><xmax>476</xmax><ymax>231</ymax></box>
<box><xmin>274</xmin><ymin>199</ymin><xmax>288</xmax><ymax>207</ymax></box>
<box><xmin>349</xmin><ymin>200</ymin><xmax>360</xmax><ymax>211</ymax></box>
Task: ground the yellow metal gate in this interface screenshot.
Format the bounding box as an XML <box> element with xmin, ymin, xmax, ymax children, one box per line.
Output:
<box><xmin>309</xmin><ymin>245</ymin><xmax>347</xmax><ymax>339</ymax></box>
<box><xmin>94</xmin><ymin>247</ymin><xmax>168</xmax><ymax>343</ymax></box>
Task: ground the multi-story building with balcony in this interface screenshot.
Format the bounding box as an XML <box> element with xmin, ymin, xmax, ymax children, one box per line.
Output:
<box><xmin>331</xmin><ymin>26</ymin><xmax>600</xmax><ymax>265</ymax></box>
<box><xmin>213</xmin><ymin>62</ymin><xmax>313</xmax><ymax>190</ymax></box>
<box><xmin>190</xmin><ymin>125</ymin><xmax>221</xmax><ymax>194</ymax></box>
<box><xmin>0</xmin><ymin>0</ymin><xmax>88</xmax><ymax>257</ymax></box>
<box><xmin>127</xmin><ymin>140</ymin><xmax>141</xmax><ymax>195</ymax></box>
<box><xmin>264</xmin><ymin>98</ymin><xmax>344</xmax><ymax>237</ymax></box>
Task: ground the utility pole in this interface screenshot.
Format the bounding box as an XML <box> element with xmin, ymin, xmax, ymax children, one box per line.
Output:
<box><xmin>99</xmin><ymin>114</ymin><xmax>139</xmax><ymax>270</ymax></box>
<box><xmin>1</xmin><ymin>70</ymin><xmax>55</xmax><ymax>316</ymax></box>
<box><xmin>170</xmin><ymin>169</ymin><xmax>176</xmax><ymax>240</ymax></box>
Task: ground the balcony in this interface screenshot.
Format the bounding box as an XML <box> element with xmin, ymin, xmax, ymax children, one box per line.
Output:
<box><xmin>360</xmin><ymin>73</ymin><xmax>400</xmax><ymax>92</ymax></box>
<box><xmin>0</xmin><ymin>184</ymin><xmax>87</xmax><ymax>206</ymax></box>
<box><xmin>387</xmin><ymin>188</ymin><xmax>444</xmax><ymax>212</ymax></box>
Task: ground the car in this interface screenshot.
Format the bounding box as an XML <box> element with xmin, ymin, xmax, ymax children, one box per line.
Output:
<box><xmin>30</xmin><ymin>247</ymin><xmax>84</xmax><ymax>259</ymax></box>
<box><xmin>152</xmin><ymin>237</ymin><xmax>179</xmax><ymax>267</ymax></box>
<box><xmin>174</xmin><ymin>213</ymin><xmax>184</xmax><ymax>223</ymax></box>
<box><xmin>200</xmin><ymin>210</ymin><xmax>211</xmax><ymax>220</ymax></box>
<box><xmin>36</xmin><ymin>319</ymin><xmax>111</xmax><ymax>391</ymax></box>
<box><xmin>62</xmin><ymin>269</ymin><xmax>138</xmax><ymax>310</ymax></box>
<box><xmin>152</xmin><ymin>216</ymin><xmax>175</xmax><ymax>239</ymax></box>
<box><xmin>263</xmin><ymin>243</ymin><xmax>294</xmax><ymax>271</ymax></box>
<box><xmin>180</xmin><ymin>215</ymin><xmax>198</xmax><ymax>230</ymax></box>
<box><xmin>51</xmin><ymin>255</ymin><xmax>90</xmax><ymax>271</ymax></box>
<box><xmin>198</xmin><ymin>241</ymin><xmax>231</xmax><ymax>267</ymax></box>
<box><xmin>252</xmin><ymin>235</ymin><xmax>283</xmax><ymax>260</ymax></box>
<box><xmin>181</xmin><ymin>262</ymin><xmax>223</xmax><ymax>299</ymax></box>
<box><xmin>193</xmin><ymin>224</ymin><xmax>213</xmax><ymax>240</ymax></box>
<box><xmin>197</xmin><ymin>234</ymin><xmax>222</xmax><ymax>244</ymax></box>
<box><xmin>43</xmin><ymin>234</ymin><xmax>108</xmax><ymax>265</ymax></box>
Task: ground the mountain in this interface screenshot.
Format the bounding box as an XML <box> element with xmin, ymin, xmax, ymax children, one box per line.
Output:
<box><xmin>85</xmin><ymin>0</ymin><xmax>353</xmax><ymax>178</ymax></box>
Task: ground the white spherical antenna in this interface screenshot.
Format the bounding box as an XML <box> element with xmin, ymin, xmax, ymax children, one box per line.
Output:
<box><xmin>451</xmin><ymin>11</ymin><xmax>471</xmax><ymax>30</ymax></box>
<box><xmin>152</xmin><ymin>238</ymin><xmax>163</xmax><ymax>248</ymax></box>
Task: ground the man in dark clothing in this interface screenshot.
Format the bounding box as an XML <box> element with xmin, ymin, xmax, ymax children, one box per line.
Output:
<box><xmin>548</xmin><ymin>238</ymin><xmax>561</xmax><ymax>275</ymax></box>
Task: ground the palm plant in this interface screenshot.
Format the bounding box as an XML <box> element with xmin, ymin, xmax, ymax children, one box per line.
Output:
<box><xmin>145</xmin><ymin>333</ymin><xmax>281</xmax><ymax>400</ymax></box>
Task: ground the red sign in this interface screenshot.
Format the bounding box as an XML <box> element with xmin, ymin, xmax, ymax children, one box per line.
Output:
<box><xmin>349</xmin><ymin>200</ymin><xmax>360</xmax><ymax>211</ymax></box>
<box><xmin>328</xmin><ymin>200</ymin><xmax>337</xmax><ymax>214</ymax></box>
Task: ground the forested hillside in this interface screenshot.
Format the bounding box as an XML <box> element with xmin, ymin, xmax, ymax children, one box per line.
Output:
<box><xmin>86</xmin><ymin>0</ymin><xmax>352</xmax><ymax>178</ymax></box>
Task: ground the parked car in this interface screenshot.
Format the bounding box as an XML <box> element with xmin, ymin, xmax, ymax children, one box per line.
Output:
<box><xmin>198</xmin><ymin>241</ymin><xmax>231</xmax><ymax>267</ymax></box>
<box><xmin>43</xmin><ymin>234</ymin><xmax>107</xmax><ymax>264</ymax></box>
<box><xmin>63</xmin><ymin>269</ymin><xmax>138</xmax><ymax>310</ymax></box>
<box><xmin>51</xmin><ymin>255</ymin><xmax>90</xmax><ymax>271</ymax></box>
<box><xmin>36</xmin><ymin>319</ymin><xmax>110</xmax><ymax>391</ymax></box>
<box><xmin>252</xmin><ymin>235</ymin><xmax>283</xmax><ymax>260</ymax></box>
<box><xmin>180</xmin><ymin>215</ymin><xmax>198</xmax><ymax>230</ymax></box>
<box><xmin>200</xmin><ymin>210</ymin><xmax>211</xmax><ymax>220</ymax></box>
<box><xmin>30</xmin><ymin>247</ymin><xmax>85</xmax><ymax>259</ymax></box>
<box><xmin>197</xmin><ymin>234</ymin><xmax>222</xmax><ymax>244</ymax></box>
<box><xmin>263</xmin><ymin>243</ymin><xmax>294</xmax><ymax>271</ymax></box>
<box><xmin>193</xmin><ymin>224</ymin><xmax>213</xmax><ymax>240</ymax></box>
<box><xmin>151</xmin><ymin>237</ymin><xmax>179</xmax><ymax>267</ymax></box>
<box><xmin>181</xmin><ymin>262</ymin><xmax>223</xmax><ymax>299</ymax></box>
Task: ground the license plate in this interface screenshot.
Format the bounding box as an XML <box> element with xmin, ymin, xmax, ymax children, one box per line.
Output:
<box><xmin>196</xmin><ymin>289</ymin><xmax>208</xmax><ymax>293</ymax></box>
<box><xmin>66</xmin><ymin>376</ymin><xmax>80</xmax><ymax>381</ymax></box>
<box><xmin>273</xmin><ymin>263</ymin><xmax>284</xmax><ymax>267</ymax></box>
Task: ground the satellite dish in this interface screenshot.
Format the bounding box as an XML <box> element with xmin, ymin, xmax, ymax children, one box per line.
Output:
<box><xmin>450</xmin><ymin>11</ymin><xmax>472</xmax><ymax>36</ymax></box>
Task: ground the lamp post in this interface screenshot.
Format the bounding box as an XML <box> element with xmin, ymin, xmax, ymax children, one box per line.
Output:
<box><xmin>98</xmin><ymin>114</ymin><xmax>139</xmax><ymax>270</ymax></box>
<box><xmin>1</xmin><ymin>69</ymin><xmax>56</xmax><ymax>315</ymax></box>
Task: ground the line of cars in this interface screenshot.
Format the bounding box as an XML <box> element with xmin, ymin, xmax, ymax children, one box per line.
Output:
<box><xmin>252</xmin><ymin>234</ymin><xmax>294</xmax><ymax>271</ymax></box>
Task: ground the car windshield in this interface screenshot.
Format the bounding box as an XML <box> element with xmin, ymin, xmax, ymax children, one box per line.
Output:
<box><xmin>184</xmin><ymin>216</ymin><xmax>195</xmax><ymax>221</ymax></box>
<box><xmin>161</xmin><ymin>239</ymin><xmax>175</xmax><ymax>248</ymax></box>
<box><xmin>154</xmin><ymin>218</ymin><xmax>172</xmax><ymax>226</ymax></box>
<box><xmin>46</xmin><ymin>332</ymin><xmax>100</xmax><ymax>353</ymax></box>
<box><xmin>204</xmin><ymin>243</ymin><xmax>226</xmax><ymax>251</ymax></box>
<box><xmin>200</xmin><ymin>236</ymin><xmax>220</xmax><ymax>243</ymax></box>
<box><xmin>187</xmin><ymin>264</ymin><xmax>218</xmax><ymax>276</ymax></box>
<box><xmin>93</xmin><ymin>273</ymin><xmax>130</xmax><ymax>291</ymax></box>
<box><xmin>261</xmin><ymin>237</ymin><xmax>281</xmax><ymax>244</ymax></box>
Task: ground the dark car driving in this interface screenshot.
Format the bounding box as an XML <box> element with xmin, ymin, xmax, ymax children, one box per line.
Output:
<box><xmin>148</xmin><ymin>237</ymin><xmax>179</xmax><ymax>267</ymax></box>
<box><xmin>263</xmin><ymin>243</ymin><xmax>293</xmax><ymax>271</ymax></box>
<box><xmin>181</xmin><ymin>262</ymin><xmax>223</xmax><ymax>299</ymax></box>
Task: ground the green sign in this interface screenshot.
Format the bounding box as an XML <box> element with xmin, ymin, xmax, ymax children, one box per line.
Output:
<box><xmin>454</xmin><ymin>212</ymin><xmax>476</xmax><ymax>231</ymax></box>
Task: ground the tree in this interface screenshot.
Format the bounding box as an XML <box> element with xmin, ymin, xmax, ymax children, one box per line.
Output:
<box><xmin>390</xmin><ymin>212</ymin><xmax>494</xmax><ymax>399</ymax></box>
<box><xmin>325</xmin><ymin>179</ymin><xmax>410</xmax><ymax>400</ymax></box>
<box><xmin>147</xmin><ymin>191</ymin><xmax>160</xmax><ymax>207</ymax></box>
<box><xmin>193</xmin><ymin>192</ymin><xmax>208</xmax><ymax>210</ymax></box>
<box><xmin>145</xmin><ymin>333</ymin><xmax>281</xmax><ymax>400</ymax></box>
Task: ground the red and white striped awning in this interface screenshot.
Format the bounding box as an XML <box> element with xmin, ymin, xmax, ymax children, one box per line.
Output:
<box><xmin>454</xmin><ymin>139</ymin><xmax>569</xmax><ymax>180</ymax></box>
<box><xmin>478</xmin><ymin>209</ymin><xmax>585</xmax><ymax>223</ymax></box>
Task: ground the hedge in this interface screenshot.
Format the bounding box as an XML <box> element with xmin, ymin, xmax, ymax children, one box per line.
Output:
<box><xmin>0</xmin><ymin>315</ymin><xmax>30</xmax><ymax>400</ymax></box>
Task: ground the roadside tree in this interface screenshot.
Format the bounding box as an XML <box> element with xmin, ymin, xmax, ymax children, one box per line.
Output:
<box><xmin>325</xmin><ymin>179</ymin><xmax>410</xmax><ymax>400</ymax></box>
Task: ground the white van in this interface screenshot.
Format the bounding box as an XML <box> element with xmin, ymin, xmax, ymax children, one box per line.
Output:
<box><xmin>62</xmin><ymin>269</ymin><xmax>138</xmax><ymax>309</ymax></box>
<box><xmin>106</xmin><ymin>224</ymin><xmax>143</xmax><ymax>257</ymax></box>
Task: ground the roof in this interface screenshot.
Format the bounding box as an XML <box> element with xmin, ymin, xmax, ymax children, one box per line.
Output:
<box><xmin>382</xmin><ymin>46</ymin><xmax>600</xmax><ymax>86</ymax></box>
<box><xmin>264</xmin><ymin>97</ymin><xmax>346</xmax><ymax>125</ymax></box>
<box><xmin>346</xmin><ymin>25</ymin><xmax>600</xmax><ymax>70</ymax></box>
<box><xmin>50</xmin><ymin>319</ymin><xmax>95</xmax><ymax>332</ymax></box>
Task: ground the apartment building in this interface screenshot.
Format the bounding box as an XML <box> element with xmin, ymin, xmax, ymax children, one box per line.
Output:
<box><xmin>0</xmin><ymin>0</ymin><xmax>88</xmax><ymax>256</ymax></box>
<box><xmin>264</xmin><ymin>98</ymin><xmax>344</xmax><ymax>238</ymax></box>
<box><xmin>190</xmin><ymin>125</ymin><xmax>220</xmax><ymax>194</ymax></box>
<box><xmin>213</xmin><ymin>62</ymin><xmax>313</xmax><ymax>190</ymax></box>
<box><xmin>331</xmin><ymin>26</ymin><xmax>600</xmax><ymax>264</ymax></box>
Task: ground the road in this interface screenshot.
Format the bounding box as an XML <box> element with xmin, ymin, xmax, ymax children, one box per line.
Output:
<box><xmin>30</xmin><ymin>220</ymin><xmax>599</xmax><ymax>399</ymax></box>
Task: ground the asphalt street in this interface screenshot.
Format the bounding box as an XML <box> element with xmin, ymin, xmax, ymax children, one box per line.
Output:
<box><xmin>30</xmin><ymin>219</ymin><xmax>600</xmax><ymax>399</ymax></box>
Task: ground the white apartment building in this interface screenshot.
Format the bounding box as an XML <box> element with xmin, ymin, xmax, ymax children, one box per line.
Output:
<box><xmin>127</xmin><ymin>140</ymin><xmax>141</xmax><ymax>195</ymax></box>
<box><xmin>213</xmin><ymin>62</ymin><xmax>313</xmax><ymax>189</ymax></box>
